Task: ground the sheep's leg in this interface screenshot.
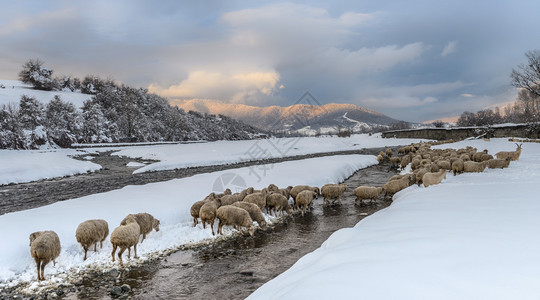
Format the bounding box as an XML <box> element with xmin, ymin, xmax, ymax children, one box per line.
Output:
<box><xmin>40</xmin><ymin>258</ymin><xmax>50</xmax><ymax>281</ymax></box>
<box><xmin>210</xmin><ymin>220</ymin><xmax>215</xmax><ymax>236</ymax></box>
<box><xmin>202</xmin><ymin>220</ymin><xmax>207</xmax><ymax>229</ymax></box>
<box><xmin>127</xmin><ymin>246</ymin><xmax>131</xmax><ymax>258</ymax></box>
<box><xmin>111</xmin><ymin>244</ymin><xmax>117</xmax><ymax>262</ymax></box>
<box><xmin>35</xmin><ymin>257</ymin><xmax>41</xmax><ymax>281</ymax></box>
<box><xmin>134</xmin><ymin>244</ymin><xmax>138</xmax><ymax>259</ymax></box>
<box><xmin>118</xmin><ymin>247</ymin><xmax>125</xmax><ymax>267</ymax></box>
<box><xmin>94</xmin><ymin>243</ymin><xmax>97</xmax><ymax>251</ymax></box>
<box><xmin>217</xmin><ymin>220</ymin><xmax>223</xmax><ymax>235</ymax></box>
<box><xmin>193</xmin><ymin>217</ymin><xmax>198</xmax><ymax>227</ymax></box>
<box><xmin>141</xmin><ymin>233</ymin><xmax>146</xmax><ymax>243</ymax></box>
<box><xmin>83</xmin><ymin>246</ymin><xmax>88</xmax><ymax>261</ymax></box>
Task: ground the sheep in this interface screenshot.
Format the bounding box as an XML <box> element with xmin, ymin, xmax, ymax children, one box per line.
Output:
<box><xmin>220</xmin><ymin>189</ymin><xmax>249</xmax><ymax>206</ymax></box>
<box><xmin>385</xmin><ymin>148</ymin><xmax>393</xmax><ymax>157</ymax></box>
<box><xmin>389</xmin><ymin>174</ymin><xmax>405</xmax><ymax>181</ymax></box>
<box><xmin>400</xmin><ymin>154</ymin><xmax>412</xmax><ymax>170</ymax></box>
<box><xmin>190</xmin><ymin>200</ymin><xmax>207</xmax><ymax>227</ymax></box>
<box><xmin>199</xmin><ymin>198</ymin><xmax>222</xmax><ymax>235</ymax></box>
<box><xmin>266</xmin><ymin>193</ymin><xmax>292</xmax><ymax>216</ymax></box>
<box><xmin>382</xmin><ymin>174</ymin><xmax>414</xmax><ymax>198</ymax></box>
<box><xmin>436</xmin><ymin>160</ymin><xmax>451</xmax><ymax>170</ymax></box>
<box><xmin>75</xmin><ymin>219</ymin><xmax>109</xmax><ymax>260</ymax></box>
<box><xmin>321</xmin><ymin>183</ymin><xmax>347</xmax><ymax>206</ymax></box>
<box><xmin>232</xmin><ymin>201</ymin><xmax>267</xmax><ymax>229</ymax></box>
<box><xmin>487</xmin><ymin>157</ymin><xmax>512</xmax><ymax>169</ymax></box>
<box><xmin>216</xmin><ymin>206</ymin><xmax>255</xmax><ymax>236</ymax></box>
<box><xmin>452</xmin><ymin>158</ymin><xmax>464</xmax><ymax>176</ymax></box>
<box><xmin>111</xmin><ymin>215</ymin><xmax>140</xmax><ymax>267</ymax></box>
<box><xmin>29</xmin><ymin>231</ymin><xmax>61</xmax><ymax>281</ymax></box>
<box><xmin>120</xmin><ymin>213</ymin><xmax>160</xmax><ymax>243</ymax></box>
<box><xmin>463</xmin><ymin>161</ymin><xmax>488</xmax><ymax>173</ymax></box>
<box><xmin>377</xmin><ymin>154</ymin><xmax>384</xmax><ymax>163</ymax></box>
<box><xmin>389</xmin><ymin>157</ymin><xmax>401</xmax><ymax>168</ymax></box>
<box><xmin>243</xmin><ymin>191</ymin><xmax>267</xmax><ymax>210</ymax></box>
<box><xmin>353</xmin><ymin>186</ymin><xmax>383</xmax><ymax>205</ymax></box>
<box><xmin>423</xmin><ymin>170</ymin><xmax>447</xmax><ymax>187</ymax></box>
<box><xmin>414</xmin><ymin>167</ymin><xmax>429</xmax><ymax>186</ymax></box>
<box><xmin>295</xmin><ymin>190</ymin><xmax>318</xmax><ymax>217</ymax></box>
<box><xmin>290</xmin><ymin>185</ymin><xmax>320</xmax><ymax>202</ymax></box>
<box><xmin>278</xmin><ymin>186</ymin><xmax>293</xmax><ymax>200</ymax></box>
<box><xmin>495</xmin><ymin>143</ymin><xmax>523</xmax><ymax>161</ymax></box>
<box><xmin>267</xmin><ymin>183</ymin><xmax>280</xmax><ymax>192</ymax></box>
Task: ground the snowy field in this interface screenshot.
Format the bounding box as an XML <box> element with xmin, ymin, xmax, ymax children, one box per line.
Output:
<box><xmin>0</xmin><ymin>155</ymin><xmax>377</xmax><ymax>291</ymax></box>
<box><xmin>248</xmin><ymin>139</ymin><xmax>540</xmax><ymax>300</ymax></box>
<box><xmin>0</xmin><ymin>150</ymin><xmax>101</xmax><ymax>185</ymax></box>
<box><xmin>0</xmin><ymin>134</ymin><xmax>422</xmax><ymax>185</ymax></box>
<box><xmin>112</xmin><ymin>134</ymin><xmax>423</xmax><ymax>173</ymax></box>
<box><xmin>0</xmin><ymin>80</ymin><xmax>91</xmax><ymax>108</ymax></box>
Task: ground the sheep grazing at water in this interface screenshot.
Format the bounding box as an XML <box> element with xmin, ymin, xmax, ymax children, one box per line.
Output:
<box><xmin>290</xmin><ymin>185</ymin><xmax>320</xmax><ymax>205</ymax></box>
<box><xmin>111</xmin><ymin>215</ymin><xmax>140</xmax><ymax>267</ymax></box>
<box><xmin>463</xmin><ymin>161</ymin><xmax>488</xmax><ymax>173</ymax></box>
<box><xmin>216</xmin><ymin>206</ymin><xmax>255</xmax><ymax>236</ymax></box>
<box><xmin>295</xmin><ymin>190</ymin><xmax>317</xmax><ymax>217</ymax></box>
<box><xmin>452</xmin><ymin>158</ymin><xmax>464</xmax><ymax>176</ymax></box>
<box><xmin>29</xmin><ymin>231</ymin><xmax>61</xmax><ymax>281</ymax></box>
<box><xmin>353</xmin><ymin>186</ymin><xmax>383</xmax><ymax>205</ymax></box>
<box><xmin>243</xmin><ymin>191</ymin><xmax>267</xmax><ymax>210</ymax></box>
<box><xmin>382</xmin><ymin>174</ymin><xmax>414</xmax><ymax>198</ymax></box>
<box><xmin>321</xmin><ymin>183</ymin><xmax>348</xmax><ymax>206</ymax></box>
<box><xmin>266</xmin><ymin>193</ymin><xmax>292</xmax><ymax>216</ymax></box>
<box><xmin>422</xmin><ymin>170</ymin><xmax>447</xmax><ymax>187</ymax></box>
<box><xmin>389</xmin><ymin>156</ymin><xmax>401</xmax><ymax>168</ymax></box>
<box><xmin>495</xmin><ymin>143</ymin><xmax>522</xmax><ymax>161</ymax></box>
<box><xmin>75</xmin><ymin>219</ymin><xmax>109</xmax><ymax>260</ymax></box>
<box><xmin>232</xmin><ymin>201</ymin><xmax>267</xmax><ymax>229</ymax></box>
<box><xmin>487</xmin><ymin>157</ymin><xmax>512</xmax><ymax>169</ymax></box>
<box><xmin>120</xmin><ymin>213</ymin><xmax>160</xmax><ymax>243</ymax></box>
<box><xmin>199</xmin><ymin>198</ymin><xmax>222</xmax><ymax>235</ymax></box>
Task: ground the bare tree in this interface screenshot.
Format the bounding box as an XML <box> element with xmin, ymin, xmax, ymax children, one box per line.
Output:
<box><xmin>511</xmin><ymin>50</ymin><xmax>540</xmax><ymax>97</ymax></box>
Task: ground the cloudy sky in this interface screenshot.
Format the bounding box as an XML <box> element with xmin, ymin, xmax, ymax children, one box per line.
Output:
<box><xmin>1</xmin><ymin>0</ymin><xmax>539</xmax><ymax>122</ymax></box>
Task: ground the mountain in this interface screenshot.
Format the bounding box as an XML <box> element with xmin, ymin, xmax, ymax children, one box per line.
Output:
<box><xmin>174</xmin><ymin>99</ymin><xmax>402</xmax><ymax>134</ymax></box>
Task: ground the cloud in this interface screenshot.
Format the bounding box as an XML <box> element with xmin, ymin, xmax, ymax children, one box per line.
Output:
<box><xmin>441</xmin><ymin>40</ymin><xmax>457</xmax><ymax>57</ymax></box>
<box><xmin>148</xmin><ymin>70</ymin><xmax>281</xmax><ymax>105</ymax></box>
<box><xmin>461</xmin><ymin>93</ymin><xmax>474</xmax><ymax>97</ymax></box>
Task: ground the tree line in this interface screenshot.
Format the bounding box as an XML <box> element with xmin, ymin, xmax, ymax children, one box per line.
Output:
<box><xmin>0</xmin><ymin>60</ymin><xmax>262</xmax><ymax>149</ymax></box>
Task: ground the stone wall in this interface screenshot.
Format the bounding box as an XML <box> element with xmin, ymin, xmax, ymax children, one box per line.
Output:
<box><xmin>382</xmin><ymin>124</ymin><xmax>540</xmax><ymax>140</ymax></box>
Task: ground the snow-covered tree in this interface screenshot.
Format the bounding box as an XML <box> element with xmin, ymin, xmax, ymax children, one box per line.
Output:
<box><xmin>19</xmin><ymin>95</ymin><xmax>45</xmax><ymax>130</ymax></box>
<box><xmin>18</xmin><ymin>59</ymin><xmax>59</xmax><ymax>91</ymax></box>
<box><xmin>81</xmin><ymin>100</ymin><xmax>119</xmax><ymax>143</ymax></box>
<box><xmin>46</xmin><ymin>95</ymin><xmax>81</xmax><ymax>147</ymax></box>
<box><xmin>0</xmin><ymin>104</ymin><xmax>23</xmax><ymax>149</ymax></box>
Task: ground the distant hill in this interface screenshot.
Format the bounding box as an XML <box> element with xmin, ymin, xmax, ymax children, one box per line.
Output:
<box><xmin>175</xmin><ymin>99</ymin><xmax>402</xmax><ymax>135</ymax></box>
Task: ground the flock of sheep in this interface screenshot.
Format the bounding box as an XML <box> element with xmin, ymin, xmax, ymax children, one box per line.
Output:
<box><xmin>29</xmin><ymin>212</ymin><xmax>160</xmax><ymax>281</ymax></box>
<box><xmin>27</xmin><ymin>140</ymin><xmax>523</xmax><ymax>281</ymax></box>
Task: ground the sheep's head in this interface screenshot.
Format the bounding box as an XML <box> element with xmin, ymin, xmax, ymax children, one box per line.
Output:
<box><xmin>313</xmin><ymin>187</ymin><xmax>321</xmax><ymax>196</ymax></box>
<box><xmin>248</xmin><ymin>225</ymin><xmax>255</xmax><ymax>237</ymax></box>
<box><xmin>153</xmin><ymin>219</ymin><xmax>160</xmax><ymax>232</ymax></box>
<box><xmin>224</xmin><ymin>188</ymin><xmax>232</xmax><ymax>195</ymax></box>
<box><xmin>29</xmin><ymin>231</ymin><xmax>42</xmax><ymax>246</ymax></box>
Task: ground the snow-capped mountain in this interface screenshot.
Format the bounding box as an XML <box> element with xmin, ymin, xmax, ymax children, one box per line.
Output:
<box><xmin>174</xmin><ymin>99</ymin><xmax>402</xmax><ymax>134</ymax></box>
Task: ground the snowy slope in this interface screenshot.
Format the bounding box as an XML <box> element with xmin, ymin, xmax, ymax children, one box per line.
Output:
<box><xmin>113</xmin><ymin>134</ymin><xmax>425</xmax><ymax>173</ymax></box>
<box><xmin>0</xmin><ymin>150</ymin><xmax>101</xmax><ymax>185</ymax></box>
<box><xmin>0</xmin><ymin>80</ymin><xmax>92</xmax><ymax>108</ymax></box>
<box><xmin>248</xmin><ymin>139</ymin><xmax>540</xmax><ymax>300</ymax></box>
<box><xmin>0</xmin><ymin>155</ymin><xmax>377</xmax><ymax>290</ymax></box>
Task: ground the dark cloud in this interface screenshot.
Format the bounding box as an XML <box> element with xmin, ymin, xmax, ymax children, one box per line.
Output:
<box><xmin>0</xmin><ymin>0</ymin><xmax>539</xmax><ymax>122</ymax></box>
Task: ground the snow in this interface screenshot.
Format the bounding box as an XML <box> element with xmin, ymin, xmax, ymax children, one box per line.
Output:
<box><xmin>248</xmin><ymin>139</ymin><xmax>540</xmax><ymax>300</ymax></box>
<box><xmin>113</xmin><ymin>134</ymin><xmax>424</xmax><ymax>174</ymax></box>
<box><xmin>126</xmin><ymin>161</ymin><xmax>146</xmax><ymax>167</ymax></box>
<box><xmin>0</xmin><ymin>154</ymin><xmax>377</xmax><ymax>288</ymax></box>
<box><xmin>0</xmin><ymin>150</ymin><xmax>102</xmax><ymax>185</ymax></box>
<box><xmin>0</xmin><ymin>80</ymin><xmax>92</xmax><ymax>108</ymax></box>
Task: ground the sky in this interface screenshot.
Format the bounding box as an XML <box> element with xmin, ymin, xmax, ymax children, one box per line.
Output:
<box><xmin>1</xmin><ymin>0</ymin><xmax>539</xmax><ymax>122</ymax></box>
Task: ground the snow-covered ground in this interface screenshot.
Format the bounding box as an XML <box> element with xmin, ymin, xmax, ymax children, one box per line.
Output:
<box><xmin>0</xmin><ymin>150</ymin><xmax>101</xmax><ymax>185</ymax></box>
<box><xmin>112</xmin><ymin>134</ymin><xmax>423</xmax><ymax>173</ymax></box>
<box><xmin>248</xmin><ymin>139</ymin><xmax>540</xmax><ymax>300</ymax></box>
<box><xmin>0</xmin><ymin>155</ymin><xmax>377</xmax><ymax>291</ymax></box>
<box><xmin>0</xmin><ymin>80</ymin><xmax>92</xmax><ymax>108</ymax></box>
<box><xmin>0</xmin><ymin>134</ymin><xmax>422</xmax><ymax>185</ymax></box>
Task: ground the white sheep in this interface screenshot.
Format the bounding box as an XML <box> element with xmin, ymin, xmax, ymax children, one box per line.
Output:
<box><xmin>266</xmin><ymin>193</ymin><xmax>292</xmax><ymax>216</ymax></box>
<box><xmin>289</xmin><ymin>185</ymin><xmax>320</xmax><ymax>202</ymax></box>
<box><xmin>295</xmin><ymin>190</ymin><xmax>317</xmax><ymax>217</ymax></box>
<box><xmin>487</xmin><ymin>157</ymin><xmax>512</xmax><ymax>169</ymax></box>
<box><xmin>111</xmin><ymin>215</ymin><xmax>140</xmax><ymax>267</ymax></box>
<box><xmin>232</xmin><ymin>201</ymin><xmax>267</xmax><ymax>229</ymax></box>
<box><xmin>29</xmin><ymin>231</ymin><xmax>61</xmax><ymax>281</ymax></box>
<box><xmin>463</xmin><ymin>161</ymin><xmax>488</xmax><ymax>173</ymax></box>
<box><xmin>422</xmin><ymin>170</ymin><xmax>447</xmax><ymax>187</ymax></box>
<box><xmin>199</xmin><ymin>198</ymin><xmax>222</xmax><ymax>235</ymax></box>
<box><xmin>120</xmin><ymin>213</ymin><xmax>160</xmax><ymax>243</ymax></box>
<box><xmin>353</xmin><ymin>186</ymin><xmax>383</xmax><ymax>205</ymax></box>
<box><xmin>216</xmin><ymin>206</ymin><xmax>255</xmax><ymax>236</ymax></box>
<box><xmin>382</xmin><ymin>174</ymin><xmax>414</xmax><ymax>198</ymax></box>
<box><xmin>75</xmin><ymin>219</ymin><xmax>109</xmax><ymax>260</ymax></box>
<box><xmin>452</xmin><ymin>158</ymin><xmax>464</xmax><ymax>176</ymax></box>
<box><xmin>321</xmin><ymin>183</ymin><xmax>347</xmax><ymax>206</ymax></box>
<box><xmin>243</xmin><ymin>191</ymin><xmax>267</xmax><ymax>210</ymax></box>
